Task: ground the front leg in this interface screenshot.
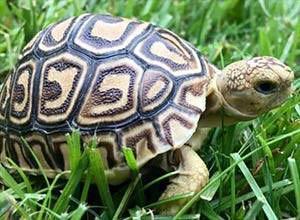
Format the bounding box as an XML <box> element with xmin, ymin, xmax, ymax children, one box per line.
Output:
<box><xmin>158</xmin><ymin>145</ymin><xmax>209</xmax><ymax>215</ymax></box>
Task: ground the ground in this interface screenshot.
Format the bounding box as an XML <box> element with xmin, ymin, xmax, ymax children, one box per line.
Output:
<box><xmin>0</xmin><ymin>0</ymin><xmax>299</xmax><ymax>219</ymax></box>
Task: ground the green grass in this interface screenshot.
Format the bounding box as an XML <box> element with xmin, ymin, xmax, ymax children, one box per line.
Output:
<box><xmin>0</xmin><ymin>0</ymin><xmax>299</xmax><ymax>219</ymax></box>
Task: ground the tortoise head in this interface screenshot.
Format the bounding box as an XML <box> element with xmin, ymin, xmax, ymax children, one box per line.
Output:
<box><xmin>216</xmin><ymin>56</ymin><xmax>294</xmax><ymax>120</ymax></box>
<box><xmin>200</xmin><ymin>56</ymin><xmax>294</xmax><ymax>127</ymax></box>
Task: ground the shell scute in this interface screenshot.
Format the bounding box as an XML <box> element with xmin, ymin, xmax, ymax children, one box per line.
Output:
<box><xmin>39</xmin><ymin>17</ymin><xmax>76</xmax><ymax>52</ymax></box>
<box><xmin>9</xmin><ymin>60</ymin><xmax>36</xmax><ymax>125</ymax></box>
<box><xmin>133</xmin><ymin>28</ymin><xmax>202</xmax><ymax>76</ymax></box>
<box><xmin>82</xmin><ymin>132</ymin><xmax>122</xmax><ymax>169</ymax></box>
<box><xmin>0</xmin><ymin>132</ymin><xmax>7</xmax><ymax>163</ymax></box>
<box><xmin>0</xmin><ymin>75</ymin><xmax>12</xmax><ymax>121</ymax></box>
<box><xmin>121</xmin><ymin>121</ymin><xmax>170</xmax><ymax>165</ymax></box>
<box><xmin>174</xmin><ymin>76</ymin><xmax>207</xmax><ymax>114</ymax></box>
<box><xmin>140</xmin><ymin>68</ymin><xmax>174</xmax><ymax>113</ymax></box>
<box><xmin>77</xmin><ymin>57</ymin><xmax>143</xmax><ymax>126</ymax></box>
<box><xmin>156</xmin><ymin>106</ymin><xmax>200</xmax><ymax>148</ymax></box>
<box><xmin>38</xmin><ymin>53</ymin><xmax>88</xmax><ymax>124</ymax></box>
<box><xmin>74</xmin><ymin>14</ymin><xmax>149</xmax><ymax>55</ymax></box>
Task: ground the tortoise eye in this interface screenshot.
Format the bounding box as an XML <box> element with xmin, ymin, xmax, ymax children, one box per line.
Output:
<box><xmin>255</xmin><ymin>81</ymin><xmax>278</xmax><ymax>94</ymax></box>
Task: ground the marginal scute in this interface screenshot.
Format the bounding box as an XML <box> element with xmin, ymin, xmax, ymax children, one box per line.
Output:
<box><xmin>0</xmin><ymin>75</ymin><xmax>12</xmax><ymax>120</ymax></box>
<box><xmin>121</xmin><ymin>121</ymin><xmax>171</xmax><ymax>165</ymax></box>
<box><xmin>22</xmin><ymin>30</ymin><xmax>44</xmax><ymax>57</ymax></box>
<box><xmin>38</xmin><ymin>53</ymin><xmax>88</xmax><ymax>123</ymax></box>
<box><xmin>140</xmin><ymin>69</ymin><xmax>173</xmax><ymax>112</ymax></box>
<box><xmin>39</xmin><ymin>17</ymin><xmax>75</xmax><ymax>52</ymax></box>
<box><xmin>8</xmin><ymin>135</ymin><xmax>32</xmax><ymax>169</ymax></box>
<box><xmin>82</xmin><ymin>132</ymin><xmax>121</xmax><ymax>169</ymax></box>
<box><xmin>10</xmin><ymin>60</ymin><xmax>36</xmax><ymax>125</ymax></box>
<box><xmin>74</xmin><ymin>15</ymin><xmax>149</xmax><ymax>55</ymax></box>
<box><xmin>175</xmin><ymin>77</ymin><xmax>207</xmax><ymax>113</ymax></box>
<box><xmin>25</xmin><ymin>133</ymin><xmax>59</xmax><ymax>170</ymax></box>
<box><xmin>0</xmin><ymin>132</ymin><xmax>6</xmax><ymax>163</ymax></box>
<box><xmin>77</xmin><ymin>58</ymin><xmax>143</xmax><ymax>126</ymax></box>
<box><xmin>157</xmin><ymin>107</ymin><xmax>200</xmax><ymax>148</ymax></box>
<box><xmin>134</xmin><ymin>28</ymin><xmax>202</xmax><ymax>76</ymax></box>
<box><xmin>49</xmin><ymin>134</ymin><xmax>68</xmax><ymax>171</ymax></box>
<box><xmin>7</xmin><ymin>135</ymin><xmax>55</xmax><ymax>170</ymax></box>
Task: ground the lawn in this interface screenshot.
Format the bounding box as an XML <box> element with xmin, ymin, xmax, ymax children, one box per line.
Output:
<box><xmin>0</xmin><ymin>0</ymin><xmax>299</xmax><ymax>219</ymax></box>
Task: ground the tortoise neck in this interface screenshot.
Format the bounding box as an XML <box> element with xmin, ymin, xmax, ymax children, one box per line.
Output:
<box><xmin>198</xmin><ymin>63</ymin><xmax>257</xmax><ymax>128</ymax></box>
<box><xmin>198</xmin><ymin>64</ymin><xmax>239</xmax><ymax>127</ymax></box>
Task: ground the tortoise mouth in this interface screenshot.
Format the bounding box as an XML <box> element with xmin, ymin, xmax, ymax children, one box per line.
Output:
<box><xmin>212</xmin><ymin>81</ymin><xmax>259</xmax><ymax>121</ymax></box>
<box><xmin>221</xmin><ymin>96</ymin><xmax>258</xmax><ymax>121</ymax></box>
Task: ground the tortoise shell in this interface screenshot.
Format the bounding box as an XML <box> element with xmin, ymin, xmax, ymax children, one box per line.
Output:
<box><xmin>0</xmin><ymin>14</ymin><xmax>209</xmax><ymax>183</ymax></box>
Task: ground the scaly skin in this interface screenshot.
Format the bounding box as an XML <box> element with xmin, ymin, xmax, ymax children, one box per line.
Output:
<box><xmin>158</xmin><ymin>146</ymin><xmax>209</xmax><ymax>215</ymax></box>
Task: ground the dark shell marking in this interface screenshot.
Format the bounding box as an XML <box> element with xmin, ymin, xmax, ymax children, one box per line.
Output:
<box><xmin>141</xmin><ymin>69</ymin><xmax>173</xmax><ymax>112</ymax></box>
<box><xmin>39</xmin><ymin>17</ymin><xmax>76</xmax><ymax>52</ymax></box>
<box><xmin>0</xmin><ymin>14</ymin><xmax>208</xmax><ymax>176</ymax></box>
<box><xmin>10</xmin><ymin>61</ymin><xmax>36</xmax><ymax>125</ymax></box>
<box><xmin>38</xmin><ymin>53</ymin><xmax>88</xmax><ymax>123</ymax></box>
<box><xmin>0</xmin><ymin>75</ymin><xmax>12</xmax><ymax>121</ymax></box>
<box><xmin>77</xmin><ymin>58</ymin><xmax>143</xmax><ymax>125</ymax></box>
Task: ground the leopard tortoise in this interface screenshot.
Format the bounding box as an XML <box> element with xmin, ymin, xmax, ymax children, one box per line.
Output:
<box><xmin>0</xmin><ymin>14</ymin><xmax>294</xmax><ymax>214</ymax></box>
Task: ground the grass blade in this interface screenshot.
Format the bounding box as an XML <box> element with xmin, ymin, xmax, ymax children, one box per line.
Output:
<box><xmin>280</xmin><ymin>32</ymin><xmax>294</xmax><ymax>62</ymax></box>
<box><xmin>122</xmin><ymin>147</ymin><xmax>145</xmax><ymax>205</ymax></box>
<box><xmin>0</xmin><ymin>164</ymin><xmax>25</xmax><ymax>198</ymax></box>
<box><xmin>230</xmin><ymin>159</ymin><xmax>236</xmax><ymax>219</ymax></box>
<box><xmin>66</xmin><ymin>130</ymin><xmax>82</xmax><ymax>171</ymax></box>
<box><xmin>122</xmin><ymin>147</ymin><xmax>139</xmax><ymax>176</ymax></box>
<box><xmin>143</xmin><ymin>170</ymin><xmax>179</xmax><ymax>190</ymax></box>
<box><xmin>0</xmin><ymin>192</ymin><xmax>15</xmax><ymax>218</ymax></box>
<box><xmin>144</xmin><ymin>192</ymin><xmax>194</xmax><ymax>209</ymax></box>
<box><xmin>259</xmin><ymin>28</ymin><xmax>272</xmax><ymax>55</ymax></box>
<box><xmin>5</xmin><ymin>158</ymin><xmax>32</xmax><ymax>193</ymax></box>
<box><xmin>112</xmin><ymin>174</ymin><xmax>141</xmax><ymax>220</ymax></box>
<box><xmin>200</xmin><ymin>172</ymin><xmax>220</xmax><ymax>201</ymax></box>
<box><xmin>244</xmin><ymin>200</ymin><xmax>263</xmax><ymax>220</ymax></box>
<box><xmin>21</xmin><ymin>138</ymin><xmax>50</xmax><ymax>187</ymax></box>
<box><xmin>70</xmin><ymin>203</ymin><xmax>88</xmax><ymax>220</ymax></box>
<box><xmin>37</xmin><ymin>171</ymin><xmax>69</xmax><ymax>220</ymax></box>
<box><xmin>87</xmin><ymin>138</ymin><xmax>115</xmax><ymax>218</ymax></box>
<box><xmin>174</xmin><ymin>146</ymin><xmax>265</xmax><ymax>219</ymax></box>
<box><xmin>80</xmin><ymin>170</ymin><xmax>91</xmax><ymax>203</ymax></box>
<box><xmin>288</xmin><ymin>157</ymin><xmax>300</xmax><ymax>218</ymax></box>
<box><xmin>214</xmin><ymin>179</ymin><xmax>292</xmax><ymax>211</ymax></box>
<box><xmin>231</xmin><ymin>153</ymin><xmax>277</xmax><ymax>220</ymax></box>
<box><xmin>200</xmin><ymin>201</ymin><xmax>222</xmax><ymax>220</ymax></box>
<box><xmin>0</xmin><ymin>191</ymin><xmax>30</xmax><ymax>219</ymax></box>
<box><xmin>52</xmin><ymin>151</ymin><xmax>89</xmax><ymax>215</ymax></box>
